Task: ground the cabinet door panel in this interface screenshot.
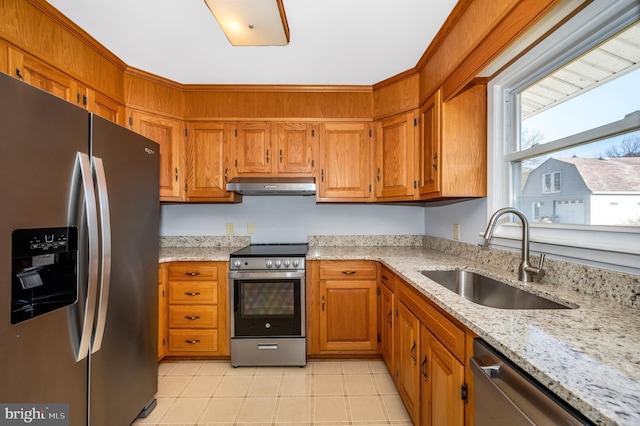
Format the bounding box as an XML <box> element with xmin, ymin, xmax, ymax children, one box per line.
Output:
<box><xmin>396</xmin><ymin>302</ymin><xmax>421</xmax><ymax>424</ymax></box>
<box><xmin>417</xmin><ymin>90</ymin><xmax>441</xmax><ymax>196</ymax></box>
<box><xmin>318</xmin><ymin>123</ymin><xmax>371</xmax><ymax>200</ymax></box>
<box><xmin>89</xmin><ymin>91</ymin><xmax>124</xmax><ymax>125</ymax></box>
<box><xmin>320</xmin><ymin>280</ymin><xmax>377</xmax><ymax>351</ymax></box>
<box><xmin>10</xmin><ymin>48</ymin><xmax>73</xmax><ymax>101</ymax></box>
<box><xmin>130</xmin><ymin>110</ymin><xmax>183</xmax><ymax>200</ymax></box>
<box><xmin>187</xmin><ymin>122</ymin><xmax>229</xmax><ymax>199</ymax></box>
<box><xmin>376</xmin><ymin>112</ymin><xmax>416</xmax><ymax>199</ymax></box>
<box><xmin>379</xmin><ymin>281</ymin><xmax>394</xmax><ymax>373</ymax></box>
<box><xmin>235</xmin><ymin>122</ymin><xmax>272</xmax><ymax>174</ymax></box>
<box><xmin>421</xmin><ymin>327</ymin><xmax>464</xmax><ymax>426</ymax></box>
<box><xmin>275</xmin><ymin>122</ymin><xmax>314</xmax><ymax>174</ymax></box>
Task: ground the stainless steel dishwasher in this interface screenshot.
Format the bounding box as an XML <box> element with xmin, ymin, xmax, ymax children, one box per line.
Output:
<box><xmin>471</xmin><ymin>339</ymin><xmax>594</xmax><ymax>426</ymax></box>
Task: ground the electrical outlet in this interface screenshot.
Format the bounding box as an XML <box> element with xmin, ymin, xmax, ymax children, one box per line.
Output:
<box><xmin>453</xmin><ymin>223</ymin><xmax>460</xmax><ymax>240</ymax></box>
<box><xmin>226</xmin><ymin>222</ymin><xmax>235</xmax><ymax>235</ymax></box>
<box><xmin>247</xmin><ymin>223</ymin><xmax>255</xmax><ymax>234</ymax></box>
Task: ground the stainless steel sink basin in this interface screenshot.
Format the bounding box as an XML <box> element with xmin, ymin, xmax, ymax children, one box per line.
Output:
<box><xmin>420</xmin><ymin>269</ymin><xmax>570</xmax><ymax>309</ymax></box>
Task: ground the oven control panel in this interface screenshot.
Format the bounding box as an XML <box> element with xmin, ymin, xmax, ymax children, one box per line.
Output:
<box><xmin>230</xmin><ymin>257</ymin><xmax>306</xmax><ymax>271</ymax></box>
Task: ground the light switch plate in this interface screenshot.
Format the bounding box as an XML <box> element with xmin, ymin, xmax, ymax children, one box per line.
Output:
<box><xmin>226</xmin><ymin>222</ymin><xmax>235</xmax><ymax>235</ymax></box>
<box><xmin>453</xmin><ymin>223</ymin><xmax>460</xmax><ymax>240</ymax></box>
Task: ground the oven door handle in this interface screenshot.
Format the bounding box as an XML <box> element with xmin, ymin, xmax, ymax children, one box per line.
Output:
<box><xmin>229</xmin><ymin>271</ymin><xmax>306</xmax><ymax>280</ymax></box>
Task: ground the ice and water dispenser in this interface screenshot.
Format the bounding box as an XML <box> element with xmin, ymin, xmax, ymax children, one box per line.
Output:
<box><xmin>11</xmin><ymin>227</ymin><xmax>78</xmax><ymax>324</ymax></box>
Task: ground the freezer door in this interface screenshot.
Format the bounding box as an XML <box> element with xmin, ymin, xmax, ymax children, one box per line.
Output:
<box><xmin>88</xmin><ymin>115</ymin><xmax>160</xmax><ymax>425</ymax></box>
<box><xmin>0</xmin><ymin>73</ymin><xmax>90</xmax><ymax>425</ymax></box>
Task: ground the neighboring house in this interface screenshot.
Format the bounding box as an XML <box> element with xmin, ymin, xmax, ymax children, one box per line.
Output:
<box><xmin>520</xmin><ymin>157</ymin><xmax>640</xmax><ymax>225</ymax></box>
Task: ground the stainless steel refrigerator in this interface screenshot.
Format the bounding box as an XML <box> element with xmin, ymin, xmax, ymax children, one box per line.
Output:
<box><xmin>0</xmin><ymin>72</ymin><xmax>159</xmax><ymax>425</ymax></box>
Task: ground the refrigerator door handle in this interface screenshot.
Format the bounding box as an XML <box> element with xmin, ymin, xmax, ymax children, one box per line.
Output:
<box><xmin>91</xmin><ymin>156</ymin><xmax>111</xmax><ymax>354</ymax></box>
<box><xmin>76</xmin><ymin>152</ymin><xmax>100</xmax><ymax>361</ymax></box>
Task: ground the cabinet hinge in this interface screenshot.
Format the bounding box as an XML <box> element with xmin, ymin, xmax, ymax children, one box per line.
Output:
<box><xmin>369</xmin><ymin>129</ymin><xmax>372</xmax><ymax>137</ymax></box>
<box><xmin>395</xmin><ymin>370</ymin><xmax>399</xmax><ymax>379</ymax></box>
<box><xmin>312</xmin><ymin>129</ymin><xmax>315</xmax><ymax>137</ymax></box>
<box><xmin>312</xmin><ymin>159</ymin><xmax>315</xmax><ymax>167</ymax></box>
<box><xmin>396</xmin><ymin>309</ymin><xmax>398</xmax><ymax>317</ymax></box>
<box><xmin>414</xmin><ymin>118</ymin><xmax>417</xmax><ymax>126</ymax></box>
<box><xmin>376</xmin><ymin>287</ymin><xmax>380</xmax><ymax>296</ymax></box>
<box><xmin>185</xmin><ymin>129</ymin><xmax>188</xmax><ymax>136</ymax></box>
<box><xmin>461</xmin><ymin>384</ymin><xmax>468</xmax><ymax>403</ymax></box>
<box><xmin>128</xmin><ymin>116</ymin><xmax>133</xmax><ymax>126</ymax></box>
<box><xmin>235</xmin><ymin>129</ymin><xmax>238</xmax><ymax>137</ymax></box>
<box><xmin>377</xmin><ymin>333</ymin><xmax>381</xmax><ymax>343</ymax></box>
<box><xmin>185</xmin><ymin>183</ymin><xmax>188</xmax><ymax>192</ymax></box>
<box><xmin>235</xmin><ymin>159</ymin><xmax>238</xmax><ymax>167</ymax></box>
<box><xmin>369</xmin><ymin>184</ymin><xmax>372</xmax><ymax>193</ymax></box>
<box><xmin>414</xmin><ymin>180</ymin><xmax>417</xmax><ymax>189</ymax></box>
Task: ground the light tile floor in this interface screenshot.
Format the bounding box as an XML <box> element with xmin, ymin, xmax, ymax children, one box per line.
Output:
<box><xmin>133</xmin><ymin>359</ymin><xmax>412</xmax><ymax>426</ymax></box>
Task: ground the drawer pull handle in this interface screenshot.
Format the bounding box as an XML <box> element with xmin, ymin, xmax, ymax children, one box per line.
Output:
<box><xmin>184</xmin><ymin>292</ymin><xmax>201</xmax><ymax>296</ymax></box>
<box><xmin>410</xmin><ymin>341</ymin><xmax>417</xmax><ymax>365</ymax></box>
<box><xmin>185</xmin><ymin>339</ymin><xmax>200</xmax><ymax>344</ymax></box>
<box><xmin>341</xmin><ymin>271</ymin><xmax>356</xmax><ymax>275</ymax></box>
<box><xmin>382</xmin><ymin>274</ymin><xmax>389</xmax><ymax>280</ymax></box>
<box><xmin>185</xmin><ymin>272</ymin><xmax>200</xmax><ymax>276</ymax></box>
<box><xmin>387</xmin><ymin>311</ymin><xmax>392</xmax><ymax>326</ymax></box>
<box><xmin>185</xmin><ymin>316</ymin><xmax>200</xmax><ymax>320</ymax></box>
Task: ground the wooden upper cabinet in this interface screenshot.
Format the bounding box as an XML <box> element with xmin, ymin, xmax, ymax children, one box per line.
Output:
<box><xmin>232</xmin><ymin>122</ymin><xmax>272</xmax><ymax>175</ymax></box>
<box><xmin>317</xmin><ymin>122</ymin><xmax>373</xmax><ymax>202</ymax></box>
<box><xmin>129</xmin><ymin>110</ymin><xmax>184</xmax><ymax>201</ymax></box>
<box><xmin>186</xmin><ymin>122</ymin><xmax>240</xmax><ymax>202</ymax></box>
<box><xmin>417</xmin><ymin>86</ymin><xmax>486</xmax><ymax>200</ymax></box>
<box><xmin>417</xmin><ymin>90</ymin><xmax>441</xmax><ymax>197</ymax></box>
<box><xmin>88</xmin><ymin>91</ymin><xmax>125</xmax><ymax>125</ymax></box>
<box><xmin>375</xmin><ymin>111</ymin><xmax>418</xmax><ymax>200</ymax></box>
<box><xmin>274</xmin><ymin>122</ymin><xmax>316</xmax><ymax>175</ymax></box>
<box><xmin>10</xmin><ymin>48</ymin><xmax>75</xmax><ymax>102</ymax></box>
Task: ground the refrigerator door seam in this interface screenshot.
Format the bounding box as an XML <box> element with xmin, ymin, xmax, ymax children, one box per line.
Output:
<box><xmin>76</xmin><ymin>152</ymin><xmax>100</xmax><ymax>361</ymax></box>
<box><xmin>91</xmin><ymin>156</ymin><xmax>111</xmax><ymax>354</ymax></box>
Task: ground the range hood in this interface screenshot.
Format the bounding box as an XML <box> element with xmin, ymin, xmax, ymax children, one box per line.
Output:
<box><xmin>226</xmin><ymin>177</ymin><xmax>316</xmax><ymax>196</ymax></box>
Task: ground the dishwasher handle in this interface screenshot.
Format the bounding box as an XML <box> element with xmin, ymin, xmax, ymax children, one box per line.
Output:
<box><xmin>470</xmin><ymin>356</ymin><xmax>536</xmax><ymax>425</ymax></box>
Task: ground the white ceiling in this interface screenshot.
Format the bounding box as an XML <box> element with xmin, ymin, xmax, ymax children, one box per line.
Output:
<box><xmin>45</xmin><ymin>0</ymin><xmax>457</xmax><ymax>86</ymax></box>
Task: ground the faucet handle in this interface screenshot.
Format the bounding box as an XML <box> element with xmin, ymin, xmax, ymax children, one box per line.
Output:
<box><xmin>538</xmin><ymin>254</ymin><xmax>546</xmax><ymax>270</ymax></box>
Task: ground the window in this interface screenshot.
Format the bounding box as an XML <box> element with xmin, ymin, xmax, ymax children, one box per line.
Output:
<box><xmin>542</xmin><ymin>171</ymin><xmax>561</xmax><ymax>194</ymax></box>
<box><xmin>488</xmin><ymin>0</ymin><xmax>640</xmax><ymax>271</ymax></box>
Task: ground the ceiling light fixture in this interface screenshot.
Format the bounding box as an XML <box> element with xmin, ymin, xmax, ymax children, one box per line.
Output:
<box><xmin>203</xmin><ymin>0</ymin><xmax>290</xmax><ymax>46</ymax></box>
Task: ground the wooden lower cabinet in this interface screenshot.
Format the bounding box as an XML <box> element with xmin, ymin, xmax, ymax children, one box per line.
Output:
<box><xmin>308</xmin><ymin>260</ymin><xmax>378</xmax><ymax>355</ymax></box>
<box><xmin>158</xmin><ymin>265</ymin><xmax>167</xmax><ymax>361</ymax></box>
<box><xmin>396</xmin><ymin>301</ymin><xmax>422</xmax><ymax>424</ymax></box>
<box><xmin>378</xmin><ymin>267</ymin><xmax>395</xmax><ymax>374</ymax></box>
<box><xmin>421</xmin><ymin>326</ymin><xmax>465</xmax><ymax>426</ymax></box>
<box><xmin>163</xmin><ymin>261</ymin><xmax>229</xmax><ymax>357</ymax></box>
<box><xmin>383</xmin><ymin>268</ymin><xmax>470</xmax><ymax>426</ymax></box>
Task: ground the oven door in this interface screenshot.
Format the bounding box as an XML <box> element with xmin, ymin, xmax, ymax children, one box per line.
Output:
<box><xmin>230</xmin><ymin>270</ymin><xmax>305</xmax><ymax>338</ymax></box>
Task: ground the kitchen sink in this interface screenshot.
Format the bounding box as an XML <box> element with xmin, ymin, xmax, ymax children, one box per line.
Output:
<box><xmin>420</xmin><ymin>269</ymin><xmax>571</xmax><ymax>309</ymax></box>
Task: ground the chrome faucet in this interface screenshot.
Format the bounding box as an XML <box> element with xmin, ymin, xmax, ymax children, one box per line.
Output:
<box><xmin>483</xmin><ymin>207</ymin><xmax>545</xmax><ymax>283</ymax></box>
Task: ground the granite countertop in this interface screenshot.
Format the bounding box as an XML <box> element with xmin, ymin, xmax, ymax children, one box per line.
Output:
<box><xmin>160</xmin><ymin>244</ymin><xmax>640</xmax><ymax>425</ymax></box>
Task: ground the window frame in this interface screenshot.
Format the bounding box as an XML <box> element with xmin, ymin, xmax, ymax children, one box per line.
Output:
<box><xmin>487</xmin><ymin>0</ymin><xmax>640</xmax><ymax>273</ymax></box>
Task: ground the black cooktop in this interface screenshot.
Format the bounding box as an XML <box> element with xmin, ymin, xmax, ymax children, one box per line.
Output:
<box><xmin>230</xmin><ymin>243</ymin><xmax>309</xmax><ymax>257</ymax></box>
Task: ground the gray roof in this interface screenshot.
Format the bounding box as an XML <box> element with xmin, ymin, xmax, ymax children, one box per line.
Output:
<box><xmin>555</xmin><ymin>157</ymin><xmax>640</xmax><ymax>193</ymax></box>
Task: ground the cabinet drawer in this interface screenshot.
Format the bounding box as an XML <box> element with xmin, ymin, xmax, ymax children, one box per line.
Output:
<box><xmin>168</xmin><ymin>329</ymin><xmax>218</xmax><ymax>352</ymax></box>
<box><xmin>319</xmin><ymin>260</ymin><xmax>377</xmax><ymax>280</ymax></box>
<box><xmin>168</xmin><ymin>282</ymin><xmax>217</xmax><ymax>304</ymax></box>
<box><xmin>168</xmin><ymin>305</ymin><xmax>218</xmax><ymax>328</ymax></box>
<box><xmin>168</xmin><ymin>262</ymin><xmax>218</xmax><ymax>281</ymax></box>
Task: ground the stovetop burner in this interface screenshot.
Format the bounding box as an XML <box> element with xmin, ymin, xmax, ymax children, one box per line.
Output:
<box><xmin>230</xmin><ymin>243</ymin><xmax>308</xmax><ymax>258</ymax></box>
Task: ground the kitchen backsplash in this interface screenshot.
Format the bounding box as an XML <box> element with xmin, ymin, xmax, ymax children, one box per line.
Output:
<box><xmin>308</xmin><ymin>234</ymin><xmax>424</xmax><ymax>247</ymax></box>
<box><xmin>159</xmin><ymin>235</ymin><xmax>250</xmax><ymax>248</ymax></box>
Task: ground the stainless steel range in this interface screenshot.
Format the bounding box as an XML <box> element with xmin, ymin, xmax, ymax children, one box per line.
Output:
<box><xmin>229</xmin><ymin>243</ymin><xmax>307</xmax><ymax>367</ymax></box>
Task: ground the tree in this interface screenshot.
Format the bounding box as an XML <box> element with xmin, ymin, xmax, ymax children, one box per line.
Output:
<box><xmin>605</xmin><ymin>135</ymin><xmax>640</xmax><ymax>157</ymax></box>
